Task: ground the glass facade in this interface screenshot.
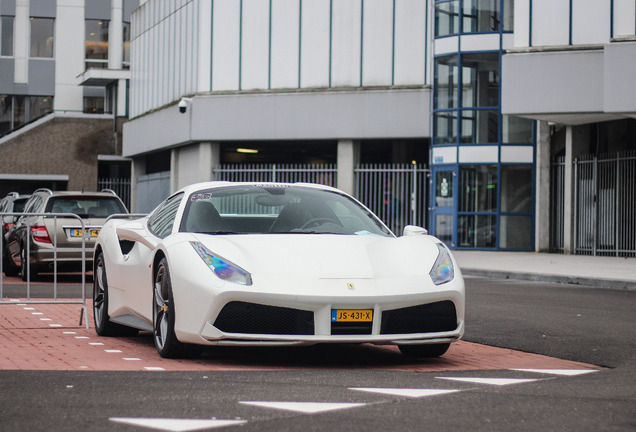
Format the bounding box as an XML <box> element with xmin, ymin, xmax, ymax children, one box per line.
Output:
<box><xmin>0</xmin><ymin>95</ymin><xmax>54</xmax><ymax>135</ymax></box>
<box><xmin>30</xmin><ymin>17</ymin><xmax>54</xmax><ymax>58</ymax></box>
<box><xmin>1</xmin><ymin>16</ymin><xmax>14</xmax><ymax>56</ymax></box>
<box><xmin>432</xmin><ymin>0</ymin><xmax>534</xmax><ymax>250</ymax></box>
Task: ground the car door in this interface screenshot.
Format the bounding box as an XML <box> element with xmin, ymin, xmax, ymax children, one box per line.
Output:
<box><xmin>121</xmin><ymin>193</ymin><xmax>184</xmax><ymax>323</ymax></box>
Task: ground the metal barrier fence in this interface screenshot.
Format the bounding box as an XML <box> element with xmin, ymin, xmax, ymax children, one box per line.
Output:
<box><xmin>98</xmin><ymin>177</ymin><xmax>131</xmax><ymax>210</ymax></box>
<box><xmin>355</xmin><ymin>164</ymin><xmax>430</xmax><ymax>235</ymax></box>
<box><xmin>214</xmin><ymin>163</ymin><xmax>337</xmax><ymax>185</ymax></box>
<box><xmin>551</xmin><ymin>151</ymin><xmax>636</xmax><ymax>257</ymax></box>
<box><xmin>0</xmin><ymin>212</ymin><xmax>89</xmax><ymax>328</ymax></box>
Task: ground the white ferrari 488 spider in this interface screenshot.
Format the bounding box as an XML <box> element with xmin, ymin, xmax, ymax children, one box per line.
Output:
<box><xmin>93</xmin><ymin>182</ymin><xmax>464</xmax><ymax>359</ymax></box>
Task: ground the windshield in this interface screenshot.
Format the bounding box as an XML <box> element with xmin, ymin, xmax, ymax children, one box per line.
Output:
<box><xmin>45</xmin><ymin>197</ymin><xmax>127</xmax><ymax>218</ymax></box>
<box><xmin>180</xmin><ymin>185</ymin><xmax>392</xmax><ymax>236</ymax></box>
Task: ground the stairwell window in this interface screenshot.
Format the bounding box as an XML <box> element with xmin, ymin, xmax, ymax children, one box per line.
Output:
<box><xmin>30</xmin><ymin>17</ymin><xmax>54</xmax><ymax>58</ymax></box>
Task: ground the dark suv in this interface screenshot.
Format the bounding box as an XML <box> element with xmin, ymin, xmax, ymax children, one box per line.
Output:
<box><xmin>1</xmin><ymin>192</ymin><xmax>31</xmax><ymax>276</ymax></box>
<box><xmin>5</xmin><ymin>189</ymin><xmax>128</xmax><ymax>280</ymax></box>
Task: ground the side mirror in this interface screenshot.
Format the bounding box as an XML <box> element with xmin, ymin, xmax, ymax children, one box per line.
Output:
<box><xmin>116</xmin><ymin>222</ymin><xmax>156</xmax><ymax>250</ymax></box>
<box><xmin>402</xmin><ymin>225</ymin><xmax>428</xmax><ymax>236</ymax></box>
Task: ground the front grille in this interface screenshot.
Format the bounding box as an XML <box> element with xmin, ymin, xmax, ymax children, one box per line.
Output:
<box><xmin>213</xmin><ymin>301</ymin><xmax>314</xmax><ymax>335</ymax></box>
<box><xmin>331</xmin><ymin>322</ymin><xmax>373</xmax><ymax>335</ymax></box>
<box><xmin>380</xmin><ymin>301</ymin><xmax>457</xmax><ymax>334</ymax></box>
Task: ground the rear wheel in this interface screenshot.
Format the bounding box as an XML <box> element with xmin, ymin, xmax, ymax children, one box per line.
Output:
<box><xmin>398</xmin><ymin>343</ymin><xmax>450</xmax><ymax>358</ymax></box>
<box><xmin>93</xmin><ymin>252</ymin><xmax>139</xmax><ymax>337</ymax></box>
<box><xmin>153</xmin><ymin>257</ymin><xmax>201</xmax><ymax>358</ymax></box>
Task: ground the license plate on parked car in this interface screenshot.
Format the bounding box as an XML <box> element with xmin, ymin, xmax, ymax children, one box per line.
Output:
<box><xmin>70</xmin><ymin>228</ymin><xmax>100</xmax><ymax>238</ymax></box>
<box><xmin>331</xmin><ymin>309</ymin><xmax>373</xmax><ymax>322</ymax></box>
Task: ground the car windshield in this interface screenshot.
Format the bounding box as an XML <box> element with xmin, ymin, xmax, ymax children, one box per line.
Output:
<box><xmin>180</xmin><ymin>185</ymin><xmax>393</xmax><ymax>236</ymax></box>
<box><xmin>45</xmin><ymin>197</ymin><xmax>127</xmax><ymax>218</ymax></box>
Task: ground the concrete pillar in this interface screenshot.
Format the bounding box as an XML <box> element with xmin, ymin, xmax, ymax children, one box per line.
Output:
<box><xmin>171</xmin><ymin>142</ymin><xmax>221</xmax><ymax>192</ymax></box>
<box><xmin>535</xmin><ymin>121</ymin><xmax>551</xmax><ymax>252</ymax></box>
<box><xmin>563</xmin><ymin>125</ymin><xmax>574</xmax><ymax>254</ymax></box>
<box><xmin>109</xmin><ymin>0</ymin><xmax>123</xmax><ymax>70</ymax></box>
<box><xmin>337</xmin><ymin>139</ymin><xmax>360</xmax><ymax>195</ymax></box>
<box><xmin>14</xmin><ymin>0</ymin><xmax>29</xmax><ymax>84</ymax></box>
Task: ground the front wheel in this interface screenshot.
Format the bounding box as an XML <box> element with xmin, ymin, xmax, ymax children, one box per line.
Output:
<box><xmin>93</xmin><ymin>252</ymin><xmax>139</xmax><ymax>337</ymax></box>
<box><xmin>398</xmin><ymin>343</ymin><xmax>450</xmax><ymax>358</ymax></box>
<box><xmin>153</xmin><ymin>257</ymin><xmax>201</xmax><ymax>359</ymax></box>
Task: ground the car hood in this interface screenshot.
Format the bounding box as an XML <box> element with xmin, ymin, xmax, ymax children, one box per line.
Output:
<box><xmin>186</xmin><ymin>233</ymin><xmax>442</xmax><ymax>279</ymax></box>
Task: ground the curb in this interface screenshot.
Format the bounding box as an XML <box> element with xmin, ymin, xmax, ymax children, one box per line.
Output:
<box><xmin>461</xmin><ymin>269</ymin><xmax>636</xmax><ymax>291</ymax></box>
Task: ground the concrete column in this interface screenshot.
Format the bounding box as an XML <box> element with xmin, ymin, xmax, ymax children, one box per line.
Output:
<box><xmin>108</xmin><ymin>0</ymin><xmax>123</xmax><ymax>70</ymax></box>
<box><xmin>14</xmin><ymin>0</ymin><xmax>29</xmax><ymax>84</ymax></box>
<box><xmin>337</xmin><ymin>139</ymin><xmax>360</xmax><ymax>195</ymax></box>
<box><xmin>171</xmin><ymin>142</ymin><xmax>221</xmax><ymax>191</ymax></box>
<box><xmin>55</xmin><ymin>0</ymin><xmax>85</xmax><ymax>112</ymax></box>
<box><xmin>563</xmin><ymin>125</ymin><xmax>574</xmax><ymax>254</ymax></box>
<box><xmin>535</xmin><ymin>121</ymin><xmax>551</xmax><ymax>252</ymax></box>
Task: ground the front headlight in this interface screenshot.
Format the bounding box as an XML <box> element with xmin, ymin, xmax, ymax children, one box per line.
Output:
<box><xmin>190</xmin><ymin>241</ymin><xmax>252</xmax><ymax>286</ymax></box>
<box><xmin>429</xmin><ymin>242</ymin><xmax>454</xmax><ymax>285</ymax></box>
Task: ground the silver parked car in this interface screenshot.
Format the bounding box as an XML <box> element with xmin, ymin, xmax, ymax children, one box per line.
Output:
<box><xmin>5</xmin><ymin>189</ymin><xmax>128</xmax><ymax>280</ymax></box>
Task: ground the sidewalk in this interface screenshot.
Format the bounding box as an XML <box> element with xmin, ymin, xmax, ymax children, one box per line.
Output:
<box><xmin>452</xmin><ymin>250</ymin><xmax>636</xmax><ymax>291</ymax></box>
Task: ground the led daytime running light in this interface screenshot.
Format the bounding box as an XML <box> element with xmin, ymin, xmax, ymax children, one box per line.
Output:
<box><xmin>430</xmin><ymin>243</ymin><xmax>454</xmax><ymax>285</ymax></box>
<box><xmin>190</xmin><ymin>241</ymin><xmax>252</xmax><ymax>285</ymax></box>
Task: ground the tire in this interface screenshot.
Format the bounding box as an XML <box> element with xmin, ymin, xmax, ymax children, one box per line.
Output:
<box><xmin>3</xmin><ymin>250</ymin><xmax>19</xmax><ymax>277</ymax></box>
<box><xmin>20</xmin><ymin>246</ymin><xmax>37</xmax><ymax>282</ymax></box>
<box><xmin>398</xmin><ymin>343</ymin><xmax>450</xmax><ymax>358</ymax></box>
<box><xmin>153</xmin><ymin>257</ymin><xmax>201</xmax><ymax>359</ymax></box>
<box><xmin>93</xmin><ymin>252</ymin><xmax>139</xmax><ymax>337</ymax></box>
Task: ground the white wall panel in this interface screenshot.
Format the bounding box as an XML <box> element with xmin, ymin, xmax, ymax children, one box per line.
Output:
<box><xmin>331</xmin><ymin>0</ymin><xmax>362</xmax><ymax>87</ymax></box>
<box><xmin>53</xmin><ymin>0</ymin><xmax>85</xmax><ymax>112</ymax></box>
<box><xmin>572</xmin><ymin>0</ymin><xmax>610</xmax><ymax>45</ymax></box>
<box><xmin>394</xmin><ymin>0</ymin><xmax>426</xmax><ymax>85</ymax></box>
<box><xmin>241</xmin><ymin>0</ymin><xmax>270</xmax><ymax>90</ymax></box>
<box><xmin>361</xmin><ymin>0</ymin><xmax>392</xmax><ymax>86</ymax></box>
<box><xmin>198</xmin><ymin>0</ymin><xmax>212</xmax><ymax>92</ymax></box>
<box><xmin>532</xmin><ymin>0</ymin><xmax>569</xmax><ymax>46</ymax></box>
<box><xmin>299</xmin><ymin>0</ymin><xmax>330</xmax><ymax>88</ymax></box>
<box><xmin>614</xmin><ymin>0</ymin><xmax>636</xmax><ymax>37</ymax></box>
<box><xmin>513</xmin><ymin>0</ymin><xmax>530</xmax><ymax>47</ymax></box>
<box><xmin>212</xmin><ymin>0</ymin><xmax>240</xmax><ymax>91</ymax></box>
<box><xmin>271</xmin><ymin>0</ymin><xmax>300</xmax><ymax>89</ymax></box>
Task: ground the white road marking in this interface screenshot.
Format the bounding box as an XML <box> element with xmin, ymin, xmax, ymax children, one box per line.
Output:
<box><xmin>63</xmin><ymin>331</ymin><xmax>77</xmax><ymax>334</ymax></box>
<box><xmin>437</xmin><ymin>377</ymin><xmax>540</xmax><ymax>386</ymax></box>
<box><xmin>239</xmin><ymin>401</ymin><xmax>366</xmax><ymax>414</ymax></box>
<box><xmin>123</xmin><ymin>358</ymin><xmax>142</xmax><ymax>361</ymax></box>
<box><xmin>32</xmin><ymin>312</ymin><xmax>43</xmax><ymax>315</ymax></box>
<box><xmin>144</xmin><ymin>367</ymin><xmax>166</xmax><ymax>371</ymax></box>
<box><xmin>105</xmin><ymin>349</ymin><xmax>122</xmax><ymax>353</ymax></box>
<box><xmin>109</xmin><ymin>417</ymin><xmax>246</xmax><ymax>431</ymax></box>
<box><xmin>511</xmin><ymin>368</ymin><xmax>599</xmax><ymax>376</ymax></box>
<box><xmin>89</xmin><ymin>342</ymin><xmax>104</xmax><ymax>346</ymax></box>
<box><xmin>349</xmin><ymin>388</ymin><xmax>461</xmax><ymax>398</ymax></box>
<box><xmin>49</xmin><ymin>324</ymin><xmax>62</xmax><ymax>327</ymax></box>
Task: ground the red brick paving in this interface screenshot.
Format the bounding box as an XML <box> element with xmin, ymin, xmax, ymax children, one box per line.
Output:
<box><xmin>0</xmin><ymin>299</ymin><xmax>600</xmax><ymax>372</ymax></box>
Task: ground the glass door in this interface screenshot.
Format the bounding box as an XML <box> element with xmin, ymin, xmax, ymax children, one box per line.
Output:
<box><xmin>430</xmin><ymin>166</ymin><xmax>457</xmax><ymax>247</ymax></box>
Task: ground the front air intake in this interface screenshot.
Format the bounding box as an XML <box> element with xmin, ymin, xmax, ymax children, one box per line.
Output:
<box><xmin>213</xmin><ymin>301</ymin><xmax>314</xmax><ymax>335</ymax></box>
<box><xmin>380</xmin><ymin>301</ymin><xmax>457</xmax><ymax>334</ymax></box>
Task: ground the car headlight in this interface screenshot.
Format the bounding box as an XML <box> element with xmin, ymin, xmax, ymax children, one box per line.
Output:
<box><xmin>429</xmin><ymin>243</ymin><xmax>454</xmax><ymax>285</ymax></box>
<box><xmin>190</xmin><ymin>241</ymin><xmax>252</xmax><ymax>286</ymax></box>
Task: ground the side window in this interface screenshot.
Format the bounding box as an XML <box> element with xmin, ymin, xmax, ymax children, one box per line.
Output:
<box><xmin>148</xmin><ymin>193</ymin><xmax>183</xmax><ymax>238</ymax></box>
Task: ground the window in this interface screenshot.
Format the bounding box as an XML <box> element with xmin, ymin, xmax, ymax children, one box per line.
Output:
<box><xmin>83</xmin><ymin>97</ymin><xmax>105</xmax><ymax>114</ymax></box>
<box><xmin>462</xmin><ymin>0</ymin><xmax>499</xmax><ymax>33</ymax></box>
<box><xmin>433</xmin><ymin>111</ymin><xmax>458</xmax><ymax>145</ymax></box>
<box><xmin>0</xmin><ymin>95</ymin><xmax>10</xmax><ymax>134</ymax></box>
<box><xmin>461</xmin><ymin>52</ymin><xmax>499</xmax><ymax>108</ymax></box>
<box><xmin>1</xmin><ymin>16</ymin><xmax>14</xmax><ymax>56</ymax></box>
<box><xmin>30</xmin><ymin>17</ymin><xmax>54</xmax><ymax>58</ymax></box>
<box><xmin>460</xmin><ymin>109</ymin><xmax>498</xmax><ymax>144</ymax></box>
<box><xmin>29</xmin><ymin>96</ymin><xmax>53</xmax><ymax>119</ymax></box>
<box><xmin>123</xmin><ymin>21</ymin><xmax>130</xmax><ymax>65</ymax></box>
<box><xmin>85</xmin><ymin>19</ymin><xmax>109</xmax><ymax>68</ymax></box>
<box><xmin>435</xmin><ymin>1</ymin><xmax>460</xmax><ymax>37</ymax></box>
<box><xmin>149</xmin><ymin>193</ymin><xmax>184</xmax><ymax>238</ymax></box>
<box><xmin>434</xmin><ymin>55</ymin><xmax>458</xmax><ymax>110</ymax></box>
<box><xmin>502</xmin><ymin>115</ymin><xmax>533</xmax><ymax>144</ymax></box>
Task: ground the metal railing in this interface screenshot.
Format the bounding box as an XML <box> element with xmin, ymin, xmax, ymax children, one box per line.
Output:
<box><xmin>214</xmin><ymin>163</ymin><xmax>337</xmax><ymax>185</ymax></box>
<box><xmin>355</xmin><ymin>163</ymin><xmax>430</xmax><ymax>235</ymax></box>
<box><xmin>551</xmin><ymin>151</ymin><xmax>636</xmax><ymax>257</ymax></box>
<box><xmin>0</xmin><ymin>212</ymin><xmax>90</xmax><ymax>328</ymax></box>
<box><xmin>98</xmin><ymin>177</ymin><xmax>131</xmax><ymax>210</ymax></box>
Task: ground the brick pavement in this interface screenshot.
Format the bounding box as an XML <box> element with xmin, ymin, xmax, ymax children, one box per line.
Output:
<box><xmin>0</xmin><ymin>300</ymin><xmax>600</xmax><ymax>372</ymax></box>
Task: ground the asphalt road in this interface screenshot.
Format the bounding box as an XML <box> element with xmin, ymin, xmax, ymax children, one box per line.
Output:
<box><xmin>1</xmin><ymin>275</ymin><xmax>635</xmax><ymax>431</ymax></box>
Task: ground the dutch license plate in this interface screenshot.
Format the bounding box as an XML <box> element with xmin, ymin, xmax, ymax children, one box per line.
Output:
<box><xmin>70</xmin><ymin>228</ymin><xmax>100</xmax><ymax>238</ymax></box>
<box><xmin>331</xmin><ymin>309</ymin><xmax>373</xmax><ymax>322</ymax></box>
